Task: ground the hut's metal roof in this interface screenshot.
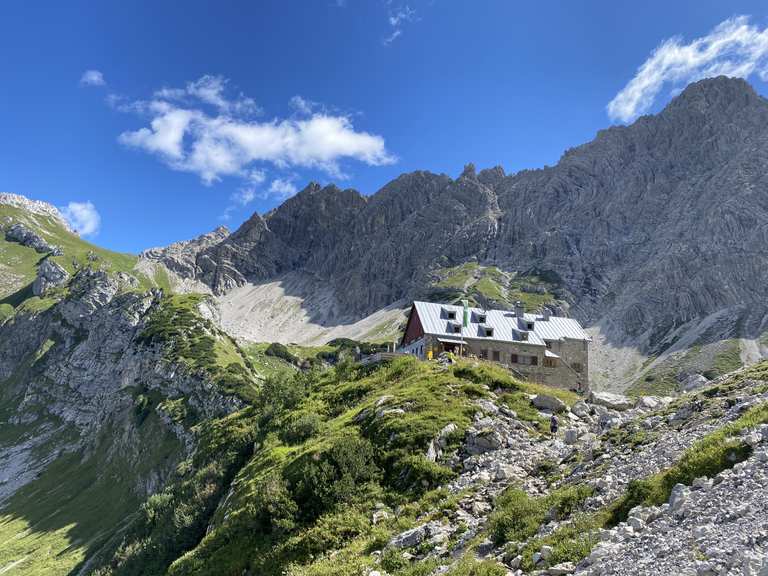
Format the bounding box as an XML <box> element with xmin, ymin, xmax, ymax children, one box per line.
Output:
<box><xmin>412</xmin><ymin>301</ymin><xmax>590</xmax><ymax>346</ymax></box>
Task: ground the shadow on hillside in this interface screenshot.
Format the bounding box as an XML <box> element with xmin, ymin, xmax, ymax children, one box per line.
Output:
<box><xmin>0</xmin><ymin>413</ymin><xmax>183</xmax><ymax>575</ymax></box>
<box><xmin>0</xmin><ymin>283</ymin><xmax>33</xmax><ymax>308</ymax></box>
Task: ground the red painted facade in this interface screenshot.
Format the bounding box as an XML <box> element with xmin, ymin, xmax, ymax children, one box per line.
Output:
<box><xmin>401</xmin><ymin>307</ymin><xmax>425</xmax><ymax>345</ymax></box>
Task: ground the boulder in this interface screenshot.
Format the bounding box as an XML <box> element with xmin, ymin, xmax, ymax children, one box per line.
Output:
<box><xmin>426</xmin><ymin>422</ymin><xmax>458</xmax><ymax>461</ymax></box>
<box><xmin>637</xmin><ymin>396</ymin><xmax>661</xmax><ymax>410</ymax></box>
<box><xmin>475</xmin><ymin>399</ymin><xmax>499</xmax><ymax>415</ymax></box>
<box><xmin>548</xmin><ymin>562</ymin><xmax>576</xmax><ymax>575</ymax></box>
<box><xmin>564</xmin><ymin>429</ymin><xmax>579</xmax><ymax>444</ymax></box>
<box><xmin>669</xmin><ymin>483</ymin><xmax>690</xmax><ymax>511</ymax></box>
<box><xmin>571</xmin><ymin>400</ymin><xmax>590</xmax><ymax>418</ymax></box>
<box><xmin>588</xmin><ymin>391</ymin><xmax>633</xmax><ymax>411</ymax></box>
<box><xmin>466</xmin><ymin>427</ymin><xmax>503</xmax><ymax>454</ymax></box>
<box><xmin>388</xmin><ymin>523</ymin><xmax>429</xmax><ymax>549</ymax></box>
<box><xmin>681</xmin><ymin>373</ymin><xmax>709</xmax><ymax>392</ymax></box>
<box><xmin>532</xmin><ymin>394</ymin><xmax>566</xmax><ymax>413</ymax></box>
<box><xmin>32</xmin><ymin>258</ymin><xmax>69</xmax><ymax>296</ymax></box>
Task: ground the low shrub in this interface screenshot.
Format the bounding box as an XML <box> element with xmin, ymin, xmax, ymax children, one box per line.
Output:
<box><xmin>391</xmin><ymin>454</ymin><xmax>456</xmax><ymax>493</ymax></box>
<box><xmin>266</xmin><ymin>342</ymin><xmax>300</xmax><ymax>364</ymax></box>
<box><xmin>490</xmin><ymin>484</ymin><xmax>594</xmax><ymax>545</ymax></box>
<box><xmin>280</xmin><ymin>411</ymin><xmax>323</xmax><ymax>444</ymax></box>
<box><xmin>287</xmin><ymin>434</ymin><xmax>380</xmax><ymax>521</ymax></box>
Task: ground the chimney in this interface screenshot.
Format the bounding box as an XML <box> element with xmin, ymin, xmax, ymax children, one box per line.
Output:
<box><xmin>514</xmin><ymin>301</ymin><xmax>525</xmax><ymax>330</ymax></box>
<box><xmin>543</xmin><ymin>308</ymin><xmax>551</xmax><ymax>321</ymax></box>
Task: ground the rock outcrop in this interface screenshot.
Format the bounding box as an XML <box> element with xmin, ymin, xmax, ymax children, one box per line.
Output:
<box><xmin>5</xmin><ymin>222</ymin><xmax>62</xmax><ymax>254</ymax></box>
<box><xmin>32</xmin><ymin>257</ymin><xmax>68</xmax><ymax>295</ymax></box>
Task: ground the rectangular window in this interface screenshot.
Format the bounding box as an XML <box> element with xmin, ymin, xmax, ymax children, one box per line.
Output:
<box><xmin>453</xmin><ymin>325</ymin><xmax>461</xmax><ymax>333</ymax></box>
<box><xmin>527</xmin><ymin>322</ymin><xmax>535</xmax><ymax>330</ymax></box>
<box><xmin>510</xmin><ymin>353</ymin><xmax>518</xmax><ymax>364</ymax></box>
<box><xmin>484</xmin><ymin>327</ymin><xmax>494</xmax><ymax>337</ymax></box>
<box><xmin>480</xmin><ymin>349</ymin><xmax>488</xmax><ymax>359</ymax></box>
<box><xmin>477</xmin><ymin>314</ymin><xmax>487</xmax><ymax>323</ymax></box>
<box><xmin>492</xmin><ymin>350</ymin><xmax>500</xmax><ymax>362</ymax></box>
<box><xmin>530</xmin><ymin>356</ymin><xmax>538</xmax><ymax>366</ymax></box>
<box><xmin>446</xmin><ymin>310</ymin><xmax>456</xmax><ymax>320</ymax></box>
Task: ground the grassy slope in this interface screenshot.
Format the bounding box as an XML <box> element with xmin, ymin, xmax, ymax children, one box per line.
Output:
<box><xmin>628</xmin><ymin>339</ymin><xmax>745</xmax><ymax>397</ymax></box>
<box><xmin>89</xmin><ymin>357</ymin><xmax>575</xmax><ymax>576</ymax></box>
<box><xmin>429</xmin><ymin>263</ymin><xmax>557</xmax><ymax>311</ymax></box>
<box><xmin>0</xmin><ymin>203</ymin><xmax>170</xmax><ymax>313</ymax></box>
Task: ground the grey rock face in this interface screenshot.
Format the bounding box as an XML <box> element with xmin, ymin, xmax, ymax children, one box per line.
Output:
<box><xmin>140</xmin><ymin>225</ymin><xmax>230</xmax><ymax>280</ymax></box>
<box><xmin>5</xmin><ymin>222</ymin><xmax>62</xmax><ymax>254</ymax></box>
<box><xmin>588</xmin><ymin>391</ymin><xmax>634</xmax><ymax>411</ymax></box>
<box><xmin>533</xmin><ymin>393</ymin><xmax>568</xmax><ymax>413</ymax></box>
<box><xmin>0</xmin><ymin>268</ymin><xmax>243</xmax><ymax>507</ymax></box>
<box><xmin>32</xmin><ymin>258</ymin><xmax>69</xmax><ymax>295</ymax></box>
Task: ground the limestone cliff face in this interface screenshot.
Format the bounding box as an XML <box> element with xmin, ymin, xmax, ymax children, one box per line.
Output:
<box><xmin>142</xmin><ymin>77</ymin><xmax>768</xmax><ymax>356</ymax></box>
<box><xmin>0</xmin><ymin>269</ymin><xmax>242</xmax><ymax>506</ymax></box>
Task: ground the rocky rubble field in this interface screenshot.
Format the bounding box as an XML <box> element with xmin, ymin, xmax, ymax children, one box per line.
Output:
<box><xmin>378</xmin><ymin>365</ymin><xmax>768</xmax><ymax>576</ymax></box>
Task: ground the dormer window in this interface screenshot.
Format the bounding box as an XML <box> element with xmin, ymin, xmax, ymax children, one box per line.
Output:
<box><xmin>484</xmin><ymin>326</ymin><xmax>494</xmax><ymax>337</ymax></box>
<box><xmin>476</xmin><ymin>313</ymin><xmax>487</xmax><ymax>324</ymax></box>
<box><xmin>526</xmin><ymin>322</ymin><xmax>535</xmax><ymax>330</ymax></box>
<box><xmin>445</xmin><ymin>309</ymin><xmax>456</xmax><ymax>320</ymax></box>
<box><xmin>448</xmin><ymin>321</ymin><xmax>462</xmax><ymax>334</ymax></box>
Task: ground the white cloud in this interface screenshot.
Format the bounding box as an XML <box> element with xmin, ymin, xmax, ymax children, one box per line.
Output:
<box><xmin>383</xmin><ymin>4</ymin><xmax>417</xmax><ymax>45</ymax></box>
<box><xmin>60</xmin><ymin>201</ymin><xmax>101</xmax><ymax>236</ymax></box>
<box><xmin>269</xmin><ymin>178</ymin><xmax>298</xmax><ymax>199</ymax></box>
<box><xmin>290</xmin><ymin>95</ymin><xmax>317</xmax><ymax>115</ymax></box>
<box><xmin>608</xmin><ymin>16</ymin><xmax>768</xmax><ymax>123</ymax></box>
<box><xmin>117</xmin><ymin>76</ymin><xmax>395</xmax><ymax>185</ymax></box>
<box><xmin>155</xmin><ymin>75</ymin><xmax>261</xmax><ymax>116</ymax></box>
<box><xmin>80</xmin><ymin>69</ymin><xmax>106</xmax><ymax>87</ymax></box>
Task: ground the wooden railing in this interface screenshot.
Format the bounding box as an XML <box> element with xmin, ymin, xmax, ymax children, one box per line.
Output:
<box><xmin>358</xmin><ymin>352</ymin><xmax>402</xmax><ymax>366</ymax></box>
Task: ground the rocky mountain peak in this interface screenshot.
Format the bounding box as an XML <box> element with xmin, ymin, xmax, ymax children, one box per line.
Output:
<box><xmin>672</xmin><ymin>75</ymin><xmax>759</xmax><ymax>105</ymax></box>
<box><xmin>661</xmin><ymin>75</ymin><xmax>766</xmax><ymax>122</ymax></box>
<box><xmin>0</xmin><ymin>192</ymin><xmax>72</xmax><ymax>232</ymax></box>
<box><xmin>460</xmin><ymin>163</ymin><xmax>477</xmax><ymax>179</ymax></box>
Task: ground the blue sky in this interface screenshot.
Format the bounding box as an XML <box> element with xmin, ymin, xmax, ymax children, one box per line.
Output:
<box><xmin>3</xmin><ymin>1</ymin><xmax>768</xmax><ymax>253</ymax></box>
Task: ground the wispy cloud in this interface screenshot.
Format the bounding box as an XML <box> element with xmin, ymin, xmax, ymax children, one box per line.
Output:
<box><xmin>80</xmin><ymin>69</ymin><xmax>106</xmax><ymax>87</ymax></box>
<box><xmin>116</xmin><ymin>76</ymin><xmax>395</xmax><ymax>185</ymax></box>
<box><xmin>154</xmin><ymin>75</ymin><xmax>261</xmax><ymax>117</ymax></box>
<box><xmin>60</xmin><ymin>201</ymin><xmax>101</xmax><ymax>236</ymax></box>
<box><xmin>608</xmin><ymin>16</ymin><xmax>768</xmax><ymax>123</ymax></box>
<box><xmin>268</xmin><ymin>177</ymin><xmax>298</xmax><ymax>199</ymax></box>
<box><xmin>383</xmin><ymin>4</ymin><xmax>417</xmax><ymax>45</ymax></box>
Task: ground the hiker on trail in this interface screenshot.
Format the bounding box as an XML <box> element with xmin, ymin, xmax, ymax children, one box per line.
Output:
<box><xmin>550</xmin><ymin>414</ymin><xmax>559</xmax><ymax>435</ymax></box>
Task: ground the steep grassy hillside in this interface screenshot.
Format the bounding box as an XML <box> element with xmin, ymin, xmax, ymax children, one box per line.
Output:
<box><xmin>0</xmin><ymin>203</ymin><xmax>169</xmax><ymax>313</ymax></box>
<box><xmin>427</xmin><ymin>263</ymin><xmax>558</xmax><ymax>312</ymax></box>
<box><xmin>91</xmin><ymin>357</ymin><xmax>574</xmax><ymax>576</ymax></box>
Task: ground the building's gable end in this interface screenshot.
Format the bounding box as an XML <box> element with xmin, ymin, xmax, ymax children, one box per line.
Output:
<box><xmin>401</xmin><ymin>304</ymin><xmax>425</xmax><ymax>345</ymax></box>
